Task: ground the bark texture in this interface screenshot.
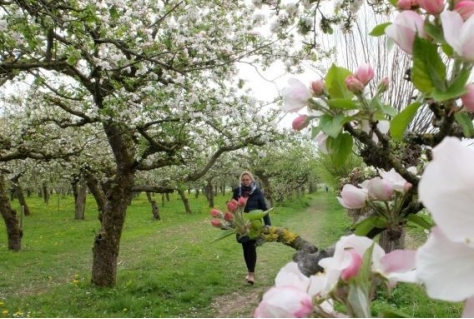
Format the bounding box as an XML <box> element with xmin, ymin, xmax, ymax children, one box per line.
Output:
<box><xmin>0</xmin><ymin>174</ymin><xmax>23</xmax><ymax>251</ymax></box>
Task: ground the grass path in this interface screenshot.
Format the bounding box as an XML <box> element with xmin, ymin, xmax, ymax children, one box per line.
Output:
<box><xmin>209</xmin><ymin>194</ymin><xmax>331</xmax><ymax>318</ymax></box>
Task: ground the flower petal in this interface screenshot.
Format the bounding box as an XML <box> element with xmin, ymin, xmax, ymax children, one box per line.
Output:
<box><xmin>275</xmin><ymin>262</ymin><xmax>310</xmax><ymax>291</ymax></box>
<box><xmin>381</xmin><ymin>249</ymin><xmax>417</xmax><ymax>274</ymax></box>
<box><xmin>460</xmin><ymin>15</ymin><xmax>474</xmax><ymax>61</ymax></box>
<box><xmin>441</xmin><ymin>10</ymin><xmax>464</xmax><ymax>56</ymax></box>
<box><xmin>418</xmin><ymin>137</ymin><xmax>474</xmax><ymax>244</ymax></box>
<box><xmin>416</xmin><ymin>227</ymin><xmax>474</xmax><ymax>301</ymax></box>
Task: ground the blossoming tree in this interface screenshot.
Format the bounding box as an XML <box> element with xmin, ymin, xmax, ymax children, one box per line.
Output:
<box><xmin>0</xmin><ymin>0</ymin><xmax>308</xmax><ymax>287</ymax></box>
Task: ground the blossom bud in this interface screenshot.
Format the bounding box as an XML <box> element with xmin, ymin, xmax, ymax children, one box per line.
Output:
<box><xmin>367</xmin><ymin>177</ymin><xmax>395</xmax><ymax>201</ymax></box>
<box><xmin>224</xmin><ymin>211</ymin><xmax>234</xmax><ymax>222</ymax></box>
<box><xmin>354</xmin><ymin>63</ymin><xmax>374</xmax><ymax>85</ymax></box>
<box><xmin>345</xmin><ymin>75</ymin><xmax>365</xmax><ymax>93</ymax></box>
<box><xmin>418</xmin><ymin>0</ymin><xmax>444</xmax><ymax>14</ymax></box>
<box><xmin>337</xmin><ymin>184</ymin><xmax>368</xmax><ymax>209</ymax></box>
<box><xmin>310</xmin><ymin>79</ymin><xmax>325</xmax><ymax>96</ymax></box>
<box><xmin>455</xmin><ymin>0</ymin><xmax>474</xmax><ymax>20</ymax></box>
<box><xmin>227</xmin><ymin>199</ymin><xmax>239</xmax><ymax>213</ymax></box>
<box><xmin>461</xmin><ymin>84</ymin><xmax>474</xmax><ymax>112</ymax></box>
<box><xmin>211</xmin><ymin>219</ymin><xmax>223</xmax><ymax>228</ymax></box>
<box><xmin>237</xmin><ymin>196</ymin><xmax>247</xmax><ymax>208</ymax></box>
<box><xmin>291</xmin><ymin>115</ymin><xmax>310</xmax><ymax>131</ymax></box>
<box><xmin>210</xmin><ymin>208</ymin><xmax>223</xmax><ymax>218</ymax></box>
<box><xmin>377</xmin><ymin>77</ymin><xmax>390</xmax><ymax>93</ymax></box>
<box><xmin>397</xmin><ymin>0</ymin><xmax>418</xmax><ymax>10</ymax></box>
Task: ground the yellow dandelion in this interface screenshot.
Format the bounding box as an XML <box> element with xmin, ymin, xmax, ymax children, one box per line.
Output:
<box><xmin>73</xmin><ymin>279</ymin><xmax>79</xmax><ymax>284</ymax></box>
<box><xmin>2</xmin><ymin>310</ymin><xmax>9</xmax><ymax>316</ymax></box>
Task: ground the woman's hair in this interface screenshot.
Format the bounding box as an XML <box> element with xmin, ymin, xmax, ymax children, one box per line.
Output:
<box><xmin>240</xmin><ymin>170</ymin><xmax>255</xmax><ymax>182</ymax></box>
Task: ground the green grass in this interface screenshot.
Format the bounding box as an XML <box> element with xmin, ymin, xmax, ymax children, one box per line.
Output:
<box><xmin>0</xmin><ymin>191</ymin><xmax>463</xmax><ymax>317</ymax></box>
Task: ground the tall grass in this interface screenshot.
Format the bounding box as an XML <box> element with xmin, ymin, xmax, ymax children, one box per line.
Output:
<box><xmin>0</xmin><ymin>191</ymin><xmax>462</xmax><ymax>317</ymax></box>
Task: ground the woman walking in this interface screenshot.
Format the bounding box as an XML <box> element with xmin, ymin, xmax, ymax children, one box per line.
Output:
<box><xmin>232</xmin><ymin>170</ymin><xmax>271</xmax><ymax>285</ymax></box>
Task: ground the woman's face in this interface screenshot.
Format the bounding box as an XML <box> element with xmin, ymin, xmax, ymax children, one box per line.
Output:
<box><xmin>241</xmin><ymin>174</ymin><xmax>252</xmax><ymax>187</ymax></box>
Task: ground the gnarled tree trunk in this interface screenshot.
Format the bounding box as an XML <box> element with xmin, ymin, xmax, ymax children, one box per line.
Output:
<box><xmin>146</xmin><ymin>192</ymin><xmax>160</xmax><ymax>220</ymax></box>
<box><xmin>74</xmin><ymin>179</ymin><xmax>87</xmax><ymax>220</ymax></box>
<box><xmin>10</xmin><ymin>175</ymin><xmax>31</xmax><ymax>217</ymax></box>
<box><xmin>177</xmin><ymin>188</ymin><xmax>192</xmax><ymax>214</ymax></box>
<box><xmin>0</xmin><ymin>174</ymin><xmax>23</xmax><ymax>251</ymax></box>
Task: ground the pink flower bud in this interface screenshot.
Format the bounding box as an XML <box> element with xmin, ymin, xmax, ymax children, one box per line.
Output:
<box><xmin>378</xmin><ymin>77</ymin><xmax>390</xmax><ymax>93</ymax></box>
<box><xmin>291</xmin><ymin>115</ymin><xmax>309</xmax><ymax>131</ymax></box>
<box><xmin>341</xmin><ymin>249</ymin><xmax>363</xmax><ymax>281</ymax></box>
<box><xmin>462</xmin><ymin>84</ymin><xmax>474</xmax><ymax>112</ymax></box>
<box><xmin>237</xmin><ymin>196</ymin><xmax>247</xmax><ymax>208</ymax></box>
<box><xmin>397</xmin><ymin>0</ymin><xmax>418</xmax><ymax>10</ymax></box>
<box><xmin>211</xmin><ymin>219</ymin><xmax>222</xmax><ymax>228</ymax></box>
<box><xmin>227</xmin><ymin>199</ymin><xmax>239</xmax><ymax>212</ymax></box>
<box><xmin>224</xmin><ymin>212</ymin><xmax>234</xmax><ymax>222</ymax></box>
<box><xmin>418</xmin><ymin>0</ymin><xmax>444</xmax><ymax>14</ymax></box>
<box><xmin>385</xmin><ymin>11</ymin><xmax>426</xmax><ymax>55</ymax></box>
<box><xmin>337</xmin><ymin>184</ymin><xmax>368</xmax><ymax>209</ymax></box>
<box><xmin>310</xmin><ymin>79</ymin><xmax>325</xmax><ymax>96</ymax></box>
<box><xmin>210</xmin><ymin>208</ymin><xmax>223</xmax><ymax>218</ymax></box>
<box><xmin>354</xmin><ymin>64</ymin><xmax>374</xmax><ymax>85</ymax></box>
<box><xmin>367</xmin><ymin>177</ymin><xmax>395</xmax><ymax>201</ymax></box>
<box><xmin>456</xmin><ymin>1</ymin><xmax>474</xmax><ymax>20</ymax></box>
<box><xmin>345</xmin><ymin>75</ymin><xmax>365</xmax><ymax>93</ymax></box>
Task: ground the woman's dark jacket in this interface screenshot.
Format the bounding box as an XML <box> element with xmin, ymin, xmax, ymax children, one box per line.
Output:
<box><xmin>232</xmin><ymin>183</ymin><xmax>271</xmax><ymax>226</ymax></box>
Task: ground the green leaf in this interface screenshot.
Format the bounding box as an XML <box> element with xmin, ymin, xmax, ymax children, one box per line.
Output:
<box><xmin>423</xmin><ymin>22</ymin><xmax>445</xmax><ymax>43</ymax></box>
<box><xmin>244</xmin><ymin>208</ymin><xmax>273</xmax><ymax>221</ymax></box>
<box><xmin>319</xmin><ymin>113</ymin><xmax>346</xmax><ymax>138</ymax></box>
<box><xmin>211</xmin><ymin>229</ymin><xmax>236</xmax><ymax>243</ymax></box>
<box><xmin>454</xmin><ymin>112</ymin><xmax>474</xmax><ymax>138</ymax></box>
<box><xmin>325</xmin><ymin>64</ymin><xmax>354</xmax><ymax>99</ymax></box>
<box><xmin>311</xmin><ymin>126</ymin><xmax>322</xmax><ymax>140</ymax></box>
<box><xmin>327</xmin><ymin>98</ymin><xmax>358</xmax><ymax>110</ymax></box>
<box><xmin>369</xmin><ymin>22</ymin><xmax>391</xmax><ymax>37</ymax></box>
<box><xmin>432</xmin><ymin>67</ymin><xmax>471</xmax><ymax>102</ymax></box>
<box><xmin>441</xmin><ymin>43</ymin><xmax>454</xmax><ymax>57</ymax></box>
<box><xmin>412</xmin><ymin>36</ymin><xmax>447</xmax><ymax>94</ymax></box>
<box><xmin>353</xmin><ymin>215</ymin><xmax>388</xmax><ymax>236</ymax></box>
<box><xmin>326</xmin><ymin>133</ymin><xmax>353</xmax><ymax>168</ymax></box>
<box><xmin>407</xmin><ymin>214</ymin><xmax>433</xmax><ymax>230</ymax></box>
<box><xmin>389</xmin><ymin>102</ymin><xmax>422</xmax><ymax>141</ymax></box>
<box><xmin>387</xmin><ymin>0</ymin><xmax>398</xmax><ymax>6</ymax></box>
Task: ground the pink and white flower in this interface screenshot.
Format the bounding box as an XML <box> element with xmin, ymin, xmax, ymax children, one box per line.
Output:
<box><xmin>366</xmin><ymin>177</ymin><xmax>395</xmax><ymax>201</ymax></box>
<box><xmin>255</xmin><ymin>262</ymin><xmax>329</xmax><ymax>318</ymax></box>
<box><xmin>281</xmin><ymin>78</ymin><xmax>312</xmax><ymax>112</ymax></box>
<box><xmin>318</xmin><ymin>235</ymin><xmax>416</xmax><ymax>293</ymax></box>
<box><xmin>379</xmin><ymin>168</ymin><xmax>411</xmax><ymax>193</ymax></box>
<box><xmin>417</xmin><ymin>137</ymin><xmax>474</xmax><ymax>317</ymax></box>
<box><xmin>441</xmin><ymin>10</ymin><xmax>474</xmax><ymax>62</ymax></box>
<box><xmin>337</xmin><ymin>184</ymin><xmax>368</xmax><ymax>209</ymax></box>
<box><xmin>385</xmin><ymin>10</ymin><xmax>426</xmax><ymax>55</ymax></box>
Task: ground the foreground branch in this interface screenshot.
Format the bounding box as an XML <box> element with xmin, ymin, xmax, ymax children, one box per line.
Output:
<box><xmin>261</xmin><ymin>226</ymin><xmax>335</xmax><ymax>276</ymax></box>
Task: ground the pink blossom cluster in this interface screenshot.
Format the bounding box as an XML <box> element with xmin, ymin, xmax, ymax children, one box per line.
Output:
<box><xmin>255</xmin><ymin>235</ymin><xmax>416</xmax><ymax>317</ymax></box>
<box><xmin>387</xmin><ymin>0</ymin><xmax>474</xmax><ymax>110</ymax></box>
<box><xmin>337</xmin><ymin>168</ymin><xmax>414</xmax><ymax>209</ymax></box>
